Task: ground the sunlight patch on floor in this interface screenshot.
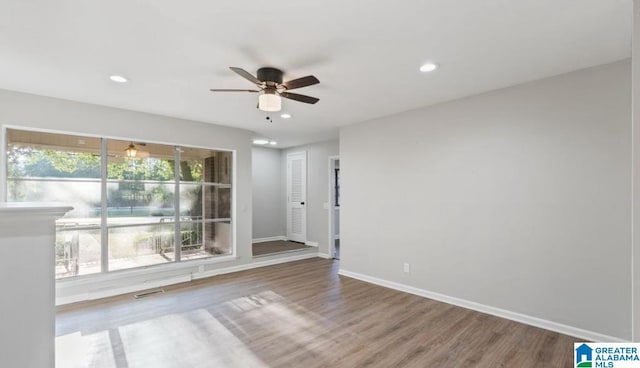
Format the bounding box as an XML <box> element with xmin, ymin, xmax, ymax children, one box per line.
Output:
<box><xmin>56</xmin><ymin>309</ymin><xmax>269</xmax><ymax>368</ymax></box>
<box><xmin>56</xmin><ymin>330</ymin><xmax>116</xmax><ymax>368</ymax></box>
<box><xmin>219</xmin><ymin>290</ymin><xmax>343</xmax><ymax>358</ymax></box>
<box><xmin>56</xmin><ymin>289</ymin><xmax>347</xmax><ymax>367</ymax></box>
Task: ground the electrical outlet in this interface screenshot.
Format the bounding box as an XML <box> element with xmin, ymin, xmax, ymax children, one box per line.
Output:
<box><xmin>403</xmin><ymin>263</ymin><xmax>410</xmax><ymax>273</ymax></box>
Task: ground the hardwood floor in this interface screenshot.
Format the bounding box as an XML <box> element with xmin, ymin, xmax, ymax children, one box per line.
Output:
<box><xmin>56</xmin><ymin>258</ymin><xmax>578</xmax><ymax>368</ymax></box>
<box><xmin>252</xmin><ymin>240</ymin><xmax>313</xmax><ymax>257</ymax></box>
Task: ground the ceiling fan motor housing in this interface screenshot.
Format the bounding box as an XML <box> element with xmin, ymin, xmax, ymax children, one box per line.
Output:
<box><xmin>257</xmin><ymin>67</ymin><xmax>283</xmax><ymax>85</ymax></box>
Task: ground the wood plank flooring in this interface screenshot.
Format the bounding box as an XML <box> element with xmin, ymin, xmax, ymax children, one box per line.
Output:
<box><xmin>56</xmin><ymin>258</ymin><xmax>579</xmax><ymax>368</ymax></box>
<box><xmin>252</xmin><ymin>240</ymin><xmax>313</xmax><ymax>257</ymax></box>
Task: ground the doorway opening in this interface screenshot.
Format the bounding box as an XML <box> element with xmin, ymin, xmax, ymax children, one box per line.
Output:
<box><xmin>328</xmin><ymin>156</ymin><xmax>340</xmax><ymax>259</ymax></box>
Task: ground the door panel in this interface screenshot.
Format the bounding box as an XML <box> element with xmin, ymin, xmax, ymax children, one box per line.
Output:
<box><xmin>287</xmin><ymin>152</ymin><xmax>307</xmax><ymax>242</ymax></box>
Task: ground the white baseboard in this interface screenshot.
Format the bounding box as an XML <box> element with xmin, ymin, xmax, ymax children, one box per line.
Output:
<box><xmin>252</xmin><ymin>236</ymin><xmax>287</xmax><ymax>243</ymax></box>
<box><xmin>56</xmin><ymin>253</ymin><xmax>319</xmax><ymax>305</ymax></box>
<box><xmin>338</xmin><ymin>269</ymin><xmax>626</xmax><ymax>343</ymax></box>
<box><xmin>56</xmin><ymin>274</ymin><xmax>192</xmax><ymax>305</ymax></box>
<box><xmin>305</xmin><ymin>241</ymin><xmax>319</xmax><ymax>247</ymax></box>
<box><xmin>317</xmin><ymin>253</ymin><xmax>332</xmax><ymax>259</ymax></box>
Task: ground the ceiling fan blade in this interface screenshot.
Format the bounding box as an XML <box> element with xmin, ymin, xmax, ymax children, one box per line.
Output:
<box><xmin>229</xmin><ymin>67</ymin><xmax>262</xmax><ymax>85</ymax></box>
<box><xmin>281</xmin><ymin>75</ymin><xmax>320</xmax><ymax>90</ymax></box>
<box><xmin>280</xmin><ymin>91</ymin><xmax>319</xmax><ymax>104</ymax></box>
<box><xmin>209</xmin><ymin>89</ymin><xmax>260</xmax><ymax>92</ymax></box>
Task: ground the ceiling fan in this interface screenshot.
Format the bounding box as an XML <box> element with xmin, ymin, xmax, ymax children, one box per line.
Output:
<box><xmin>210</xmin><ymin>67</ymin><xmax>320</xmax><ymax>112</ymax></box>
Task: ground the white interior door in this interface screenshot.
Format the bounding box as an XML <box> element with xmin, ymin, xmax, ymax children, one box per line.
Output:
<box><xmin>287</xmin><ymin>151</ymin><xmax>307</xmax><ymax>243</ymax></box>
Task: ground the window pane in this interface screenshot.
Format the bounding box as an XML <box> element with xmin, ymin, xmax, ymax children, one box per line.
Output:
<box><xmin>203</xmin><ymin>185</ymin><xmax>231</xmax><ymax>220</ymax></box>
<box><xmin>9</xmin><ymin>179</ymin><xmax>101</xmax><ymax>219</ymax></box>
<box><xmin>106</xmin><ymin>138</ymin><xmax>176</xmax><ymax>227</ymax></box>
<box><xmin>204</xmin><ymin>220</ymin><xmax>232</xmax><ymax>255</ymax></box>
<box><xmin>106</xmin><ymin>140</ymin><xmax>175</xmax><ymax>181</ymax></box>
<box><xmin>106</xmin><ymin>181</ymin><xmax>175</xmax><ymax>225</ymax></box>
<box><xmin>55</xmin><ymin>228</ymin><xmax>101</xmax><ymax>279</ymax></box>
<box><xmin>180</xmin><ymin>222</ymin><xmax>207</xmax><ymax>260</ymax></box>
<box><xmin>177</xmin><ymin>147</ymin><xmax>204</xmax><ymax>182</ymax></box>
<box><xmin>7</xmin><ymin>129</ymin><xmax>101</xmax><ymax>180</ymax></box>
<box><xmin>178</xmin><ymin>159</ymin><xmax>203</xmax><ymax>182</ymax></box>
<box><xmin>181</xmin><ymin>183</ymin><xmax>231</xmax><ymax>221</ymax></box>
<box><xmin>7</xmin><ymin>129</ymin><xmax>103</xmax><ymax>277</ymax></box>
<box><xmin>179</xmin><ymin>183</ymin><xmax>202</xmax><ymax>218</ymax></box>
<box><xmin>7</xmin><ymin>129</ymin><xmax>102</xmax><ymax>220</ymax></box>
<box><xmin>179</xmin><ymin>220</ymin><xmax>232</xmax><ymax>260</ymax></box>
<box><xmin>108</xmin><ymin>223</ymin><xmax>175</xmax><ymax>271</ymax></box>
<box><xmin>179</xmin><ymin>147</ymin><xmax>232</xmax><ymax>184</ymax></box>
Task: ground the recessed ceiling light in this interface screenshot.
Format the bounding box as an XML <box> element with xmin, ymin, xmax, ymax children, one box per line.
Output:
<box><xmin>253</xmin><ymin>139</ymin><xmax>269</xmax><ymax>145</ymax></box>
<box><xmin>269</xmin><ymin>141</ymin><xmax>277</xmax><ymax>145</ymax></box>
<box><xmin>109</xmin><ymin>75</ymin><xmax>128</xmax><ymax>83</ymax></box>
<box><xmin>419</xmin><ymin>63</ymin><xmax>439</xmax><ymax>73</ymax></box>
<box><xmin>280</xmin><ymin>113</ymin><xmax>292</xmax><ymax>119</ymax></box>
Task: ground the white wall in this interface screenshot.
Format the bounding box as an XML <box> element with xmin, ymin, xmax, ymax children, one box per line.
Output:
<box><xmin>0</xmin><ymin>88</ymin><xmax>317</xmax><ymax>303</ymax></box>
<box><xmin>340</xmin><ymin>60</ymin><xmax>632</xmax><ymax>340</ymax></box>
<box><xmin>252</xmin><ymin>147</ymin><xmax>284</xmax><ymax>239</ymax></box>
<box><xmin>633</xmin><ymin>0</ymin><xmax>640</xmax><ymax>342</ymax></box>
<box><xmin>282</xmin><ymin>140</ymin><xmax>339</xmax><ymax>255</ymax></box>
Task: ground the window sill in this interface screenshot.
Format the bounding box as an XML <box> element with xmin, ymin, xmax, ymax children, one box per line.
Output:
<box><xmin>56</xmin><ymin>254</ymin><xmax>239</xmax><ymax>288</ymax></box>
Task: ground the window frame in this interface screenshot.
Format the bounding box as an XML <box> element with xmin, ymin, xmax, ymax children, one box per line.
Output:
<box><xmin>2</xmin><ymin>124</ymin><xmax>237</xmax><ymax>280</ymax></box>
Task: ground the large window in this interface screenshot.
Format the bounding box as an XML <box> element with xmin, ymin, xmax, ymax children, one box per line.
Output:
<box><xmin>6</xmin><ymin>128</ymin><xmax>234</xmax><ymax>279</ymax></box>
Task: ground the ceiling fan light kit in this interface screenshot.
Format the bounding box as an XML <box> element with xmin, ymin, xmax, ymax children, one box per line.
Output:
<box><xmin>210</xmin><ymin>66</ymin><xmax>320</xmax><ymax>113</ymax></box>
<box><xmin>258</xmin><ymin>91</ymin><xmax>281</xmax><ymax>112</ymax></box>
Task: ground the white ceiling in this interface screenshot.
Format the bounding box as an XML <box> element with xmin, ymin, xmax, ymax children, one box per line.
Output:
<box><xmin>0</xmin><ymin>0</ymin><xmax>632</xmax><ymax>147</ymax></box>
